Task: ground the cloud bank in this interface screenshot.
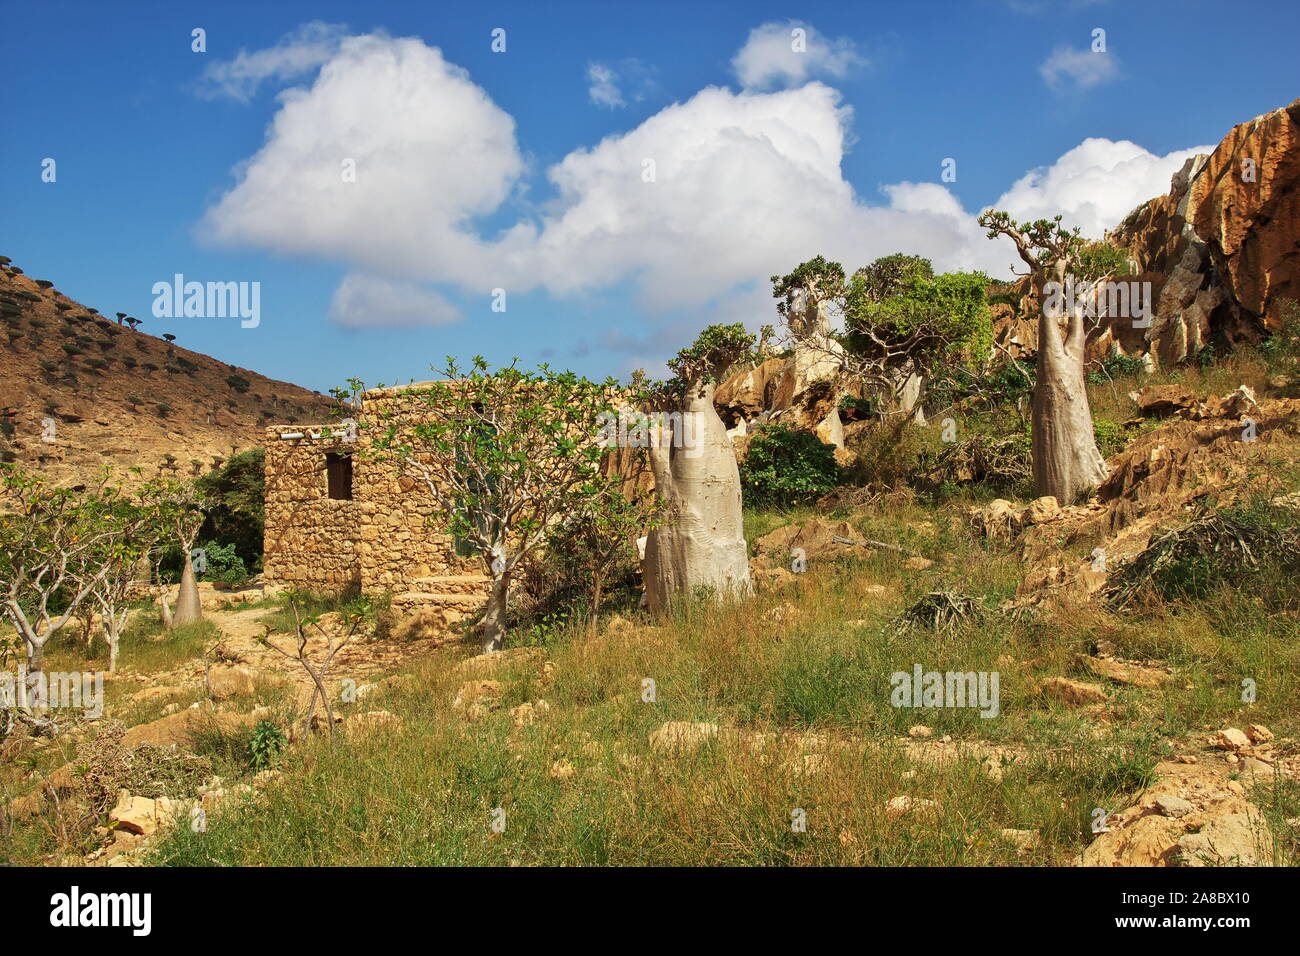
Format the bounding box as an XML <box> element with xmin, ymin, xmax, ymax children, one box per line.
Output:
<box><xmin>199</xmin><ymin>26</ymin><xmax>1208</xmax><ymax>336</ymax></box>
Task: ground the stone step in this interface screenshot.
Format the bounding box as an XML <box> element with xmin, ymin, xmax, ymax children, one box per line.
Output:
<box><xmin>394</xmin><ymin>592</ymin><xmax>487</xmax><ymax>606</ymax></box>
<box><xmin>410</xmin><ymin>574</ymin><xmax>490</xmax><ymax>587</ymax></box>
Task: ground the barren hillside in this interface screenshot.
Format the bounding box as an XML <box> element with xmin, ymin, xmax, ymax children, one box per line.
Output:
<box><xmin>0</xmin><ymin>261</ymin><xmax>334</xmax><ymax>488</ymax></box>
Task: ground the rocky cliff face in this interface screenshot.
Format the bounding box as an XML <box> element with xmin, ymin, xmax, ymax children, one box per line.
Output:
<box><xmin>1107</xmin><ymin>97</ymin><xmax>1300</xmax><ymax>366</ymax></box>
<box><xmin>991</xmin><ymin>98</ymin><xmax>1299</xmax><ymax>370</ymax></box>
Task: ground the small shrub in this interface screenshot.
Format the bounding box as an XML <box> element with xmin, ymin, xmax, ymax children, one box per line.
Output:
<box><xmin>248</xmin><ymin>721</ymin><xmax>287</xmax><ymax>771</ymax></box>
<box><xmin>1092</xmin><ymin>418</ymin><xmax>1127</xmax><ymax>457</ymax></box>
<box><xmin>195</xmin><ymin>540</ymin><xmax>250</xmax><ymax>587</ymax></box>
<box><xmin>740</xmin><ymin>423</ymin><xmax>841</xmax><ymax>507</ymax></box>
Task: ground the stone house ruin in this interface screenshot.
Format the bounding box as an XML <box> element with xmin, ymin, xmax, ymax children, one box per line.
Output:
<box><xmin>262</xmin><ymin>384</ymin><xmax>492</xmax><ymax>623</ymax></box>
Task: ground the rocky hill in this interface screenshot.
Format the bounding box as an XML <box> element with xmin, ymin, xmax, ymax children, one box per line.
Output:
<box><xmin>991</xmin><ymin>97</ymin><xmax>1300</xmax><ymax>370</ymax></box>
<box><xmin>0</xmin><ymin>261</ymin><xmax>334</xmax><ymax>488</ymax></box>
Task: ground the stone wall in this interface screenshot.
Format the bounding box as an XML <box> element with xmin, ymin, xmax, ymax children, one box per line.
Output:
<box><xmin>263</xmin><ymin>381</ymin><xmax>645</xmax><ymax>607</ymax></box>
<box><xmin>352</xmin><ymin>388</ymin><xmax>481</xmax><ymax>595</ymax></box>
<box><xmin>262</xmin><ymin>427</ymin><xmax>362</xmax><ymax>593</ymax></box>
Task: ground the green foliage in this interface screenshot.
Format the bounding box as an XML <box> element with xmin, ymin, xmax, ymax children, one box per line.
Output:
<box><xmin>225</xmin><ymin>374</ymin><xmax>251</xmax><ymax>393</ymax></box>
<box><xmin>843</xmin><ymin>267</ymin><xmax>993</xmax><ymax>367</ymax></box>
<box><xmin>665</xmin><ymin>323</ymin><xmax>756</xmax><ymax>387</ymax></box>
<box><xmin>1091</xmin><ymin>418</ymin><xmax>1126</xmax><ymax>457</ymax></box>
<box><xmin>194</xmin><ymin>448</ymin><xmax>265</xmax><ymax>573</ymax></box>
<box><xmin>1076</xmin><ymin>241</ymin><xmax>1132</xmax><ymax>281</ymax></box>
<box><xmin>1260</xmin><ymin>298</ymin><xmax>1300</xmax><ymax>371</ymax></box>
<box><xmin>850</xmin><ymin>253</ymin><xmax>933</xmax><ymax>303</ymax></box>
<box><xmin>248</xmin><ymin>720</ymin><xmax>287</xmax><ymax>771</ymax></box>
<box><xmin>195</xmin><ymin>540</ymin><xmax>250</xmax><ymax>586</ymax></box>
<box><xmin>740</xmin><ymin>423</ymin><xmax>841</xmax><ymax>507</ymax></box>
<box><xmin>368</xmin><ymin>357</ymin><xmax>624</xmax><ymax>645</ymax></box>
<box><xmin>978</xmin><ymin>211</ymin><xmax>1086</xmax><ymax>272</ymax></box>
<box><xmin>838</xmin><ymin>395</ymin><xmax>876</xmax><ymax>420</ymax></box>
<box><xmin>770</xmin><ymin>256</ymin><xmax>846</xmax><ymax>319</ymax></box>
<box><xmin>524</xmin><ymin>475</ymin><xmax>661</xmax><ymax>626</ymax></box>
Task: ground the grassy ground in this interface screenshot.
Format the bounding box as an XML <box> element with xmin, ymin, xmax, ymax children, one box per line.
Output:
<box><xmin>141</xmin><ymin>493</ymin><xmax>1297</xmax><ymax>867</ymax></box>
<box><xmin>5</xmin><ymin>342</ymin><xmax>1297</xmax><ymax>866</ymax></box>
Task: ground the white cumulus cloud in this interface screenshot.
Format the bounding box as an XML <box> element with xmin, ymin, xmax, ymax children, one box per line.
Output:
<box><xmin>201</xmin><ymin>32</ymin><xmax>524</xmax><ymax>285</ymax></box>
<box><xmin>993</xmin><ymin>138</ymin><xmax>1214</xmax><ymax>237</ymax></box>
<box><xmin>731</xmin><ymin>21</ymin><xmax>865</xmax><ymax>90</ymax></box>
<box><xmin>199</xmin><ymin>28</ymin><xmax>1211</xmax><ymax>337</ymax></box>
<box><xmin>328</xmin><ymin>273</ymin><xmax>462</xmax><ymax>327</ymax></box>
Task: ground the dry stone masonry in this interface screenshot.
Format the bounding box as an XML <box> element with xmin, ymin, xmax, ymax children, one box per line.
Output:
<box><xmin>263</xmin><ymin>384</ymin><xmax>490</xmax><ymax>622</ymax></box>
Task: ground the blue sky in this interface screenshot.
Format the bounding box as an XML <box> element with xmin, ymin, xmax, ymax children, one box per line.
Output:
<box><xmin>2</xmin><ymin>0</ymin><xmax>1297</xmax><ymax>394</ymax></box>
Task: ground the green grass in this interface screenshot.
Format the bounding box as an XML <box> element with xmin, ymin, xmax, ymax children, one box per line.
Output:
<box><xmin>9</xmin><ymin>343</ymin><xmax>1300</xmax><ymax>867</ymax></box>
<box><xmin>137</xmin><ymin>494</ymin><xmax>1295</xmax><ymax>867</ymax></box>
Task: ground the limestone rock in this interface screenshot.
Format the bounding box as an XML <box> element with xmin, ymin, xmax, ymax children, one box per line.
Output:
<box><xmin>510</xmin><ymin>700</ymin><xmax>551</xmax><ymax>728</ymax></box>
<box><xmin>206</xmin><ymin>665</ymin><xmax>257</xmax><ymax>700</ymax></box>
<box><xmin>1213</xmin><ymin>728</ymin><xmax>1251</xmax><ymax>752</ymax></box>
<box><xmin>452</xmin><ymin>680</ymin><xmax>503</xmax><ymax>720</ymax></box>
<box><xmin>1247</xmin><ymin>724</ymin><xmax>1274</xmax><ymax>743</ymax></box>
<box><xmin>109</xmin><ymin>791</ymin><xmax>175</xmax><ymax>836</ymax></box>
<box><xmin>1040</xmin><ymin>677</ymin><xmax>1109</xmax><ymax>707</ymax></box>
<box><xmin>1082</xmin><ymin>655</ymin><xmax>1173</xmax><ymax>688</ymax></box>
<box><xmin>649</xmin><ymin>721</ymin><xmax>719</xmax><ymax>754</ymax></box>
<box><xmin>1022</xmin><ymin>496</ymin><xmax>1061</xmax><ymax>525</ymax></box>
<box><xmin>884</xmin><ymin>795</ymin><xmax>939</xmax><ymax>819</ymax></box>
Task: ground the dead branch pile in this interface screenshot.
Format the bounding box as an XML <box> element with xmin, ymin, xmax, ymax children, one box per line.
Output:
<box><xmin>1104</xmin><ymin>511</ymin><xmax>1294</xmax><ymax>610</ymax></box>
<box><xmin>892</xmin><ymin>591</ymin><xmax>983</xmax><ymax>636</ymax></box>
<box><xmin>925</xmin><ymin>434</ymin><xmax>1030</xmax><ymax>488</ymax></box>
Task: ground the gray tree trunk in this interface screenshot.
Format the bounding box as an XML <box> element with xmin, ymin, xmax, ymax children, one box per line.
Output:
<box><xmin>1033</xmin><ymin>268</ymin><xmax>1108</xmax><ymax>504</ymax></box>
<box><xmin>644</xmin><ymin>380</ymin><xmax>752</xmax><ymax>615</ymax></box>
<box><xmin>172</xmin><ymin>560</ymin><xmax>203</xmax><ymax>628</ymax></box>
<box><xmin>480</xmin><ymin>569</ymin><xmax>511</xmax><ymax>653</ymax></box>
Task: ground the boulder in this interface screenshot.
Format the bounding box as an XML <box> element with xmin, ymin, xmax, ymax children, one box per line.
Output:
<box><xmin>206</xmin><ymin>665</ymin><xmax>257</xmax><ymax>700</ymax></box>
<box><xmin>109</xmin><ymin>791</ymin><xmax>175</xmax><ymax>837</ymax></box>
<box><xmin>1213</xmin><ymin>728</ymin><xmax>1251</xmax><ymax>752</ymax></box>
<box><xmin>969</xmin><ymin>499</ymin><xmax>1020</xmax><ymax>539</ymax></box>
<box><xmin>1022</xmin><ymin>496</ymin><xmax>1061</xmax><ymax>525</ymax></box>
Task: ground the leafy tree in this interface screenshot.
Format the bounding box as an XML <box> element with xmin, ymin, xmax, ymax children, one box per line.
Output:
<box><xmin>773</xmin><ymin>253</ymin><xmax>993</xmax><ymax>416</ymax></box>
<box><xmin>369</xmin><ymin>358</ymin><xmax>620</xmax><ymax>652</ymax></box>
<box><xmin>547</xmin><ymin>475</ymin><xmax>662</xmax><ymax>632</ymax></box>
<box><xmin>193</xmin><ymin>448</ymin><xmax>265</xmax><ymax>572</ymax></box>
<box><xmin>771</xmin><ymin>256</ymin><xmax>846</xmax><ymax>334</ymax></box>
<box><xmin>851</xmin><ymin>253</ymin><xmax>933</xmax><ymax>303</ymax></box>
<box><xmin>0</xmin><ymin>469</ymin><xmax>166</xmax><ymax>717</ymax></box>
<box><xmin>844</xmin><ymin>266</ymin><xmax>992</xmax><ymax>375</ymax></box>
<box><xmin>145</xmin><ymin>481</ymin><xmax>207</xmax><ymax>629</ymax></box>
